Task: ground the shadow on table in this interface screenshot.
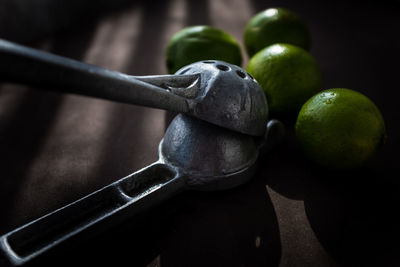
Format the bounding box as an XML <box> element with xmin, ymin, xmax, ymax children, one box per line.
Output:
<box><xmin>159</xmin><ymin>176</ymin><xmax>281</xmax><ymax>267</ymax></box>
<box><xmin>0</xmin><ymin>19</ymin><xmax>99</xmax><ymax>234</ymax></box>
<box><xmin>262</xmin><ymin>126</ymin><xmax>400</xmax><ymax>267</ymax></box>
<box><xmin>0</xmin><ymin>1</ymin><xmax>282</xmax><ymax>266</ymax></box>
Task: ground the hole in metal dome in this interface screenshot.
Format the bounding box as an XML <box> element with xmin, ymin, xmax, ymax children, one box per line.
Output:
<box><xmin>216</xmin><ymin>64</ymin><xmax>229</xmax><ymax>71</ymax></box>
<box><xmin>236</xmin><ymin>70</ymin><xmax>246</xmax><ymax>79</ymax></box>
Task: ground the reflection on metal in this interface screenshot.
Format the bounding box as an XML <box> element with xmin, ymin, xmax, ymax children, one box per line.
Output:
<box><xmin>0</xmin><ymin>39</ymin><xmax>267</xmax><ymax>136</ymax></box>
<box><xmin>0</xmin><ymin>38</ymin><xmax>284</xmax><ymax>265</ymax></box>
<box><xmin>0</xmin><ymin>114</ymin><xmax>283</xmax><ymax>265</ymax></box>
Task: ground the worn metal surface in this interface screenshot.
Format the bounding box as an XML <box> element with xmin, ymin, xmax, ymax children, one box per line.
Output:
<box><xmin>0</xmin><ymin>0</ymin><xmax>399</xmax><ymax>266</ymax></box>
<box><xmin>174</xmin><ymin>61</ymin><xmax>268</xmax><ymax>136</ymax></box>
<box><xmin>0</xmin><ymin>37</ymin><xmax>274</xmax><ymax>263</ymax></box>
<box><xmin>0</xmin><ymin>114</ymin><xmax>282</xmax><ymax>265</ymax></box>
<box><xmin>0</xmin><ymin>40</ymin><xmax>267</xmax><ymax>136</ymax></box>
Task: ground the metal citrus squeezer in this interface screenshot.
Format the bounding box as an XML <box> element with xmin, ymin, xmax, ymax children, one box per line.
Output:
<box><xmin>0</xmin><ymin>39</ymin><xmax>284</xmax><ymax>265</ymax></box>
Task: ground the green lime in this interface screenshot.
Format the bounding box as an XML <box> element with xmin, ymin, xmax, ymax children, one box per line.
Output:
<box><xmin>244</xmin><ymin>7</ymin><xmax>311</xmax><ymax>57</ymax></box>
<box><xmin>165</xmin><ymin>25</ymin><xmax>242</xmax><ymax>74</ymax></box>
<box><xmin>295</xmin><ymin>88</ymin><xmax>386</xmax><ymax>169</ymax></box>
<box><xmin>246</xmin><ymin>43</ymin><xmax>322</xmax><ymax>117</ymax></box>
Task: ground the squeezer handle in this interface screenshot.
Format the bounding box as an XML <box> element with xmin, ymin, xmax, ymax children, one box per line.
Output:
<box><xmin>0</xmin><ymin>38</ymin><xmax>192</xmax><ymax>113</ymax></box>
<box><xmin>0</xmin><ymin>163</ymin><xmax>184</xmax><ymax>266</ymax></box>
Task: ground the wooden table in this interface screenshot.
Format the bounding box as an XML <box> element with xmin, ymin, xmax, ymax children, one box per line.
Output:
<box><xmin>1</xmin><ymin>0</ymin><xmax>399</xmax><ymax>266</ymax></box>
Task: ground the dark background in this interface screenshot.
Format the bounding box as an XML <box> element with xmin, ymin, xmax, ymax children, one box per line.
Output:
<box><xmin>0</xmin><ymin>0</ymin><xmax>399</xmax><ymax>266</ymax></box>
